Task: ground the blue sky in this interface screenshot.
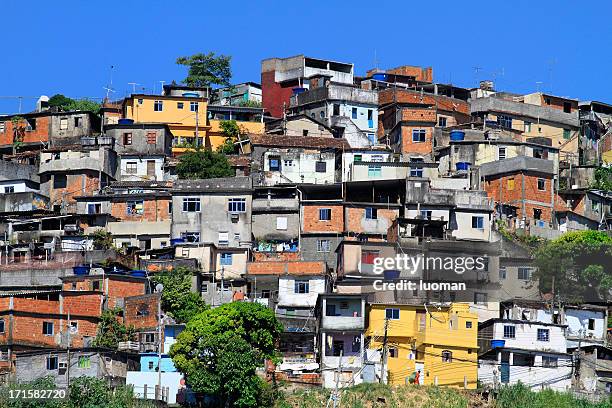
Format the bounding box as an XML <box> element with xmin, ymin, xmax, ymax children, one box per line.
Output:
<box><xmin>1</xmin><ymin>0</ymin><xmax>610</xmax><ymax>114</ymax></box>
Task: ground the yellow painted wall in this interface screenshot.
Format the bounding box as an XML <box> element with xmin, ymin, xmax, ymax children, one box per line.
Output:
<box><xmin>366</xmin><ymin>303</ymin><xmax>478</xmax><ymax>388</ymax></box>
<box><xmin>207</xmin><ymin>119</ymin><xmax>265</xmax><ymax>151</ymax></box>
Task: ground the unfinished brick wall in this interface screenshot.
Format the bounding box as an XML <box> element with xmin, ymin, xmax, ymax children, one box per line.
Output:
<box><xmin>400</xmin><ymin>126</ymin><xmax>434</xmax><ymax>155</ymax></box>
<box><xmin>106</xmin><ymin>278</ymin><xmax>148</xmax><ymax>309</ymax></box>
<box><xmin>0</xmin><ymin>116</ymin><xmax>50</xmax><ymax>146</ymax></box>
<box><xmin>63</xmin><ymin>293</ymin><xmax>102</xmax><ymax>317</ymax></box>
<box><xmin>345</xmin><ymin>207</ymin><xmax>399</xmax><ymax>234</ymax></box>
<box><xmin>49</xmin><ymin>171</ymin><xmax>100</xmax><ymax>205</ymax></box>
<box><xmin>485</xmin><ymin>173</ymin><xmax>554</xmax><ymax>222</ymax></box>
<box><xmin>246</xmin><ymin>261</ymin><xmax>325</xmax><ymax>276</ymax></box>
<box><xmin>302</xmin><ymin>205</ymin><xmax>344</xmax><ymax>233</ymax></box>
<box><xmin>111</xmin><ymin>197</ymin><xmax>171</xmax><ymax>222</ymax></box>
<box><xmin>124</xmin><ymin>294</ymin><xmax>160</xmax><ymax>330</ymax></box>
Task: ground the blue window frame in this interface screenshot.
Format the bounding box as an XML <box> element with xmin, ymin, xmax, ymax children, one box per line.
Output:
<box><xmin>385</xmin><ymin>308</ymin><xmax>400</xmax><ymax>320</ymax></box>
<box><xmin>472</xmin><ymin>216</ymin><xmax>484</xmax><ymax>229</ymax></box>
<box><xmin>352</xmin><ymin>107</ymin><xmax>358</xmax><ymax>119</ymax></box>
<box><xmin>368</xmin><ymin>165</ymin><xmax>381</xmax><ymax>177</ymax></box>
<box><xmin>410</xmin><ymin>167</ymin><xmax>423</xmax><ymax>177</ymax></box>
<box><xmin>220</xmin><ymin>253</ymin><xmax>233</xmax><ymax>265</ymax></box>
<box><xmin>365</xmin><ymin>207</ymin><xmax>377</xmax><ymax>220</ymax></box>
<box><xmin>319</xmin><ymin>208</ymin><xmax>331</xmax><ymax>221</ymax></box>
<box><xmin>367</xmin><ymin>133</ymin><xmax>376</xmax><ymax>144</ymax></box>
<box><xmin>412</xmin><ymin>129</ymin><xmax>426</xmax><ymax>142</ymax></box>
<box><xmin>537</xmin><ymin>328</ymin><xmax>550</xmax><ymax>342</ymax></box>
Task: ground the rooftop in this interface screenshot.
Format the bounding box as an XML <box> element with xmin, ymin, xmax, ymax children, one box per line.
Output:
<box><xmin>249</xmin><ymin>134</ymin><xmax>350</xmax><ymax>150</ymax></box>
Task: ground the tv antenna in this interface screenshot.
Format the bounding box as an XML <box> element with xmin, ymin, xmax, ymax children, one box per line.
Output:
<box><xmin>159</xmin><ymin>81</ymin><xmax>166</xmax><ymax>95</ymax></box>
<box><xmin>472</xmin><ymin>66</ymin><xmax>483</xmax><ymax>86</ymax></box>
<box><xmin>127</xmin><ymin>82</ymin><xmax>141</xmax><ymax>94</ymax></box>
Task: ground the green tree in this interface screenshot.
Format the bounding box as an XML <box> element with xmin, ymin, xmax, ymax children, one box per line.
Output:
<box><xmin>170</xmin><ymin>302</ymin><xmax>282</xmax><ymax>407</ymax></box>
<box><xmin>176</xmin><ymin>149</ymin><xmax>234</xmax><ymax>179</ymax></box>
<box><xmin>48</xmin><ymin>93</ymin><xmax>101</xmax><ymax>113</ymax></box>
<box><xmin>92</xmin><ymin>308</ymin><xmax>135</xmax><ymax>349</ymax></box>
<box><xmin>592</xmin><ymin>167</ymin><xmax>612</xmax><ymax>191</ymax></box>
<box><xmin>217</xmin><ymin>120</ymin><xmax>240</xmax><ymax>154</ymax></box>
<box><xmin>150</xmin><ymin>267</ymin><xmax>207</xmax><ymax>323</ymax></box>
<box><xmin>533</xmin><ymin>230</ymin><xmax>612</xmax><ymax>302</ymax></box>
<box><xmin>90</xmin><ymin>229</ymin><xmax>114</xmax><ymax>250</ymax></box>
<box><xmin>176</xmin><ymin>52</ymin><xmax>232</xmax><ymax>87</ymax></box>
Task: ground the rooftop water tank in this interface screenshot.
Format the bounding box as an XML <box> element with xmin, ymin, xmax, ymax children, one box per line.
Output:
<box><xmin>372</xmin><ymin>73</ymin><xmax>387</xmax><ymax>81</ymax></box>
<box><xmin>130</xmin><ymin>270</ymin><xmax>147</xmax><ymax>278</ymax></box>
<box><xmin>491</xmin><ymin>339</ymin><xmax>505</xmax><ymax>349</ymax></box>
<box><xmin>182</xmin><ymin>92</ymin><xmax>199</xmax><ymax>98</ymax></box>
<box><xmin>73</xmin><ymin>265</ymin><xmax>90</xmax><ymax>276</ymax></box>
<box><xmin>450</xmin><ymin>130</ymin><xmax>465</xmax><ymax>141</ymax></box>
<box><xmin>292</xmin><ymin>87</ymin><xmax>307</xmax><ymax>95</ymax></box>
<box><xmin>170</xmin><ymin>238</ymin><xmax>185</xmax><ymax>246</ymax></box>
<box><xmin>118</xmin><ymin>119</ymin><xmax>134</xmax><ymax>125</ymax></box>
<box><xmin>456</xmin><ymin>162</ymin><xmax>470</xmax><ymax>171</ymax></box>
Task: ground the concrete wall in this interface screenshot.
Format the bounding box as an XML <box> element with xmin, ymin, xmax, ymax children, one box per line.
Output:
<box><xmin>254</xmin><ymin>147</ymin><xmax>336</xmax><ymax>185</ymax></box>
<box><xmin>489</xmin><ymin>321</ymin><xmax>567</xmax><ymax>353</ymax></box>
<box><xmin>48</xmin><ymin>112</ymin><xmax>100</xmax><ymax>145</ymax></box>
<box><xmin>0</xmin><ymin>191</ymin><xmax>49</xmax><ymax>212</ymax></box>
<box><xmin>277</xmin><ymin>275</ymin><xmax>326</xmax><ymax>308</ymax></box>
<box><xmin>119</xmin><ymin>156</ymin><xmax>165</xmax><ymax>182</ymax></box>
<box><xmin>127</xmin><ymin>371</ymin><xmax>184</xmax><ymax>405</ymax></box>
<box><xmin>0</xmin><ymin>160</ymin><xmax>39</xmax><ymax>183</ymax></box>
<box><xmin>106</xmin><ymin>125</ymin><xmax>172</xmax><ymax>156</ymax></box>
<box><xmin>564</xmin><ymin>308</ymin><xmax>606</xmax><ymax>344</ymax></box>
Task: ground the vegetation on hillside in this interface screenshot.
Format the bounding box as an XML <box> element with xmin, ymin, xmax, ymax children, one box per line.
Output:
<box><xmin>217</xmin><ymin>119</ymin><xmax>241</xmax><ymax>154</ymax></box>
<box><xmin>592</xmin><ymin>167</ymin><xmax>612</xmax><ymax>192</ymax></box>
<box><xmin>149</xmin><ymin>267</ymin><xmax>207</xmax><ymax>324</ymax></box>
<box><xmin>176</xmin><ymin>148</ymin><xmax>234</xmax><ymax>179</ymax></box>
<box><xmin>92</xmin><ymin>307</ymin><xmax>135</xmax><ymax>349</ymax></box>
<box><xmin>48</xmin><ymin>94</ymin><xmax>101</xmax><ymax>114</ymax></box>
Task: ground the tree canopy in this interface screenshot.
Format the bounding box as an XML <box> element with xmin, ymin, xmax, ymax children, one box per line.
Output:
<box><xmin>217</xmin><ymin>119</ymin><xmax>241</xmax><ymax>154</ymax></box>
<box><xmin>48</xmin><ymin>93</ymin><xmax>101</xmax><ymax>113</ymax></box>
<box><xmin>176</xmin><ymin>52</ymin><xmax>232</xmax><ymax>87</ymax></box>
<box><xmin>170</xmin><ymin>302</ymin><xmax>282</xmax><ymax>407</ymax></box>
<box><xmin>92</xmin><ymin>307</ymin><xmax>135</xmax><ymax>349</ymax></box>
<box><xmin>176</xmin><ymin>149</ymin><xmax>234</xmax><ymax>179</ymax></box>
<box><xmin>533</xmin><ymin>230</ymin><xmax>612</xmax><ymax>302</ymax></box>
<box><xmin>150</xmin><ymin>267</ymin><xmax>207</xmax><ymax>323</ymax></box>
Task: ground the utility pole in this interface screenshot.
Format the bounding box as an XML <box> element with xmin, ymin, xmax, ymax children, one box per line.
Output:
<box><xmin>155</xmin><ymin>284</ymin><xmax>164</xmax><ymax>400</ymax></box>
<box><xmin>194</xmin><ymin>101</ymin><xmax>199</xmax><ymax>148</ymax></box>
<box><xmin>328</xmin><ymin>350</ymin><xmax>343</xmax><ymax>408</ymax></box>
<box><xmin>66</xmin><ymin>312</ymin><xmax>71</xmax><ymax>388</ymax></box>
<box><xmin>380</xmin><ymin>318</ymin><xmax>389</xmax><ymax>384</ymax></box>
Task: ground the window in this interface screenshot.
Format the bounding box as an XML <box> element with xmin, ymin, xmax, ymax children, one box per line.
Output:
<box><xmin>352</xmin><ymin>107</ymin><xmax>358</xmax><ymax>119</ymax></box>
<box><xmin>319</xmin><ymin>111</ymin><xmax>325</xmax><ymax>119</ymax></box>
<box><xmin>368</xmin><ymin>165</ymin><xmax>382</xmax><ymax>177</ymax></box>
<box><xmin>154</xmin><ymin>100</ymin><xmax>163</xmax><ymax>111</ymax></box>
<box><xmin>563</xmin><ymin>129</ymin><xmax>571</xmax><ymax>139</ymax></box>
<box><xmin>537</xmin><ymin>178</ymin><xmax>546</xmax><ymax>191</ymax></box>
<box><xmin>294</xmin><ymin>280</ymin><xmax>309</xmax><ymax>294</ymax></box>
<box><xmin>123</xmin><ymin>132</ymin><xmax>132</xmax><ymax>145</ymax></box>
<box><xmin>146</xmin><ymin>132</ymin><xmax>156</xmax><ymax>144</ymax></box>
<box><xmin>412</xmin><ymin>129</ymin><xmax>426</xmax><ymax>142</ymax></box>
<box><xmin>228</xmin><ymin>198</ymin><xmax>246</xmax><ymax>213</ymax></box>
<box><xmin>53</xmin><ymin>174</ymin><xmax>67</xmax><ymax>189</ymax></box>
<box><xmin>269</xmin><ymin>157</ymin><xmax>281</xmax><ymax>171</ymax></box>
<box><xmin>442</xmin><ymin>350</ymin><xmax>452</xmax><ymax>362</ymax></box>
<box><xmin>138</xmin><ymin>98</ymin><xmax>144</xmax><ymax>104</ymax></box>
<box><xmin>537</xmin><ymin>328</ymin><xmax>550</xmax><ymax>342</ymax></box>
<box><xmin>354</xmin><ymin>154</ymin><xmax>362</xmax><ymax>162</ymax></box>
<box><xmin>542</xmin><ymin>356</ymin><xmax>558</xmax><ymax>368</ymax></box>
<box><xmin>545</xmin><ymin>97</ymin><xmax>551</xmax><ymax>105</ymax></box>
<box><xmin>524</xmin><ymin>121</ymin><xmax>532</xmax><ymax>132</ymax></box>
<box><xmin>466</xmin><ymin>321</ymin><xmax>473</xmax><ymax>329</ymax></box>
<box><xmin>588</xmin><ymin>319</ymin><xmax>595</xmax><ymax>331</ymax></box>
<box><xmin>181</xmin><ymin>231</ymin><xmax>200</xmax><ymax>243</ymax></box>
<box><xmin>503</xmin><ymin>325</ymin><xmax>516</xmax><ymax>339</ymax></box>
<box><xmin>218</xmin><ymin>232</ymin><xmax>229</xmax><ymax>245</ymax></box>
<box><xmin>74</xmin><ymin>117</ymin><xmax>82</xmax><ymax>127</ymax></box>
<box><xmin>302</xmin><ymin>129</ymin><xmax>308</xmax><ymax>136</ymax></box>
<box><xmin>276</xmin><ymin>216</ymin><xmax>288</xmax><ymax>230</ymax></box>
<box><xmin>361</xmin><ymin>250</ymin><xmax>379</xmax><ymax>265</ymax></box>
<box><xmin>219</xmin><ymin>253</ymin><xmax>233</xmax><ymax>266</ymax></box>
<box><xmin>87</xmin><ymin>203</ymin><xmax>101</xmax><ymax>214</ymax></box>
<box><xmin>507</xmin><ymin>178</ymin><xmax>515</xmax><ymax>190</ymax></box>
<box><xmin>319</xmin><ymin>208</ymin><xmax>331</xmax><ymax>221</ymax></box>
<box><xmin>43</xmin><ymin>322</ymin><xmax>54</xmax><ymax>336</ymax></box>
<box><xmin>177</xmin><ymin>102</ymin><xmax>184</xmax><ymax>109</ymax></box>
<box><xmin>438</xmin><ymin>117</ymin><xmax>447</xmax><ymax>127</ymax></box>
<box><xmin>0</xmin><ymin>123</ymin><xmax>4</xmax><ymax>133</ymax></box>
<box><xmin>126</xmin><ymin>162</ymin><xmax>138</xmax><ymax>174</ymax></box>
<box><xmin>59</xmin><ymin>118</ymin><xmax>68</xmax><ymax>130</ymax></box>
<box><xmin>410</xmin><ymin>167</ymin><xmax>423</xmax><ymax>177</ymax></box>
<box><xmin>420</xmin><ymin>210</ymin><xmax>432</xmax><ymax>219</ymax></box>
<box><xmin>368</xmin><ymin>133</ymin><xmax>376</xmax><ymax>144</ymax></box>
<box><xmin>563</xmin><ymin>102</ymin><xmax>572</xmax><ymax>113</ymax></box>
<box><xmin>0</xmin><ymin>319</ymin><xmax>4</xmax><ymax>333</ymax></box>
<box><xmin>182</xmin><ymin>197</ymin><xmax>201</xmax><ymax>212</ymax></box>
<box><xmin>365</xmin><ymin>207</ymin><xmax>377</xmax><ymax>220</ymax></box>
<box><xmin>332</xmin><ymin>340</ymin><xmax>344</xmax><ymax>356</ymax></box>
<box><xmin>4</xmin><ymin>186</ymin><xmax>15</xmax><ymax>193</ymax></box>
<box><xmin>533</xmin><ymin>208</ymin><xmax>542</xmax><ymax>220</ymax></box>
<box><xmin>385</xmin><ymin>308</ymin><xmax>400</xmax><ymax>320</ymax></box>
<box><xmin>333</xmin><ymin>104</ymin><xmax>340</xmax><ymax>115</ymax></box>
<box><xmin>474</xmin><ymin>292</ymin><xmax>487</xmax><ymax>305</ymax></box>
<box><xmin>497</xmin><ymin>115</ymin><xmax>512</xmax><ymax>129</ymax></box>
<box><xmin>126</xmin><ymin>200</ymin><xmax>144</xmax><ymax>215</ymax></box>
<box><xmin>518</xmin><ymin>267</ymin><xmax>531</xmax><ymax>280</ymax></box>
<box><xmin>78</xmin><ymin>356</ymin><xmax>91</xmax><ymax>369</ymax></box>
<box><xmin>499</xmin><ymin>266</ymin><xmax>507</xmax><ymax>280</ymax></box>
<box><xmin>472</xmin><ymin>216</ymin><xmax>484</xmax><ymax>229</ymax></box>
<box><xmin>168</xmin><ymin>202</ymin><xmax>172</xmax><ymax>214</ymax></box>
<box><xmin>498</xmin><ymin>147</ymin><xmax>506</xmax><ymax>160</ymax></box>
<box><xmin>389</xmin><ymin>347</ymin><xmax>398</xmax><ymax>358</ymax></box>
<box><xmin>317</xmin><ymin>239</ymin><xmax>331</xmax><ymax>252</ymax></box>
<box><xmin>46</xmin><ymin>356</ymin><xmax>58</xmax><ymax>370</ymax></box>
<box><xmin>315</xmin><ymin>161</ymin><xmax>327</xmax><ymax>173</ymax></box>
<box><xmin>92</xmin><ymin>280</ymin><xmax>101</xmax><ymax>291</ymax></box>
<box><xmin>148</xmin><ymin>361</ymin><xmax>154</xmax><ymax>370</ymax></box>
<box><xmin>190</xmin><ymin>101</ymin><xmax>199</xmax><ymax>112</ymax></box>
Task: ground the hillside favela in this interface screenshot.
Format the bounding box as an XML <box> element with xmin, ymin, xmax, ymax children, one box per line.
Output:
<box><xmin>1</xmin><ymin>35</ymin><xmax>612</xmax><ymax>408</ymax></box>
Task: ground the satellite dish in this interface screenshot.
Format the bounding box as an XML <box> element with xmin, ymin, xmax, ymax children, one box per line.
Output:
<box><xmin>155</xmin><ymin>283</ymin><xmax>164</xmax><ymax>293</ymax></box>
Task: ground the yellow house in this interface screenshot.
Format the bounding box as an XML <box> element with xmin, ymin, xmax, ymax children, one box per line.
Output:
<box><xmin>207</xmin><ymin>105</ymin><xmax>265</xmax><ymax>150</ymax></box>
<box><xmin>365</xmin><ymin>303</ymin><xmax>478</xmax><ymax>388</ymax></box>
<box><xmin>123</xmin><ymin>91</ymin><xmax>210</xmax><ymax>155</ymax></box>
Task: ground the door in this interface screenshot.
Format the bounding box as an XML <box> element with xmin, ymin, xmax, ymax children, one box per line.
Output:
<box><xmin>415</xmin><ymin>362</ymin><xmax>424</xmax><ymax>385</ymax></box>
<box><xmin>146</xmin><ymin>160</ymin><xmax>156</xmax><ymax>179</ymax></box>
<box><xmin>500</xmin><ymin>351</ymin><xmax>510</xmax><ymax>384</ymax></box>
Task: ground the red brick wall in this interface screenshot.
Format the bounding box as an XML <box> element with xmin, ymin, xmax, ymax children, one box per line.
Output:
<box><xmin>106</xmin><ymin>278</ymin><xmax>147</xmax><ymax>309</ymax></box>
<box><xmin>484</xmin><ymin>173</ymin><xmax>554</xmax><ymax>222</ymax></box>
<box><xmin>124</xmin><ymin>294</ymin><xmax>160</xmax><ymax>330</ymax></box>
<box><xmin>400</xmin><ymin>126</ymin><xmax>433</xmax><ymax>155</ymax></box>
<box><xmin>261</xmin><ymin>71</ymin><xmax>296</xmax><ymax>118</ymax></box>
<box><xmin>302</xmin><ymin>205</ymin><xmax>344</xmax><ymax>233</ymax></box>
<box><xmin>0</xmin><ymin>116</ymin><xmax>50</xmax><ymax>146</ymax></box>
<box><xmin>247</xmin><ymin>261</ymin><xmax>325</xmax><ymax>276</ymax></box>
<box><xmin>63</xmin><ymin>293</ymin><xmax>102</xmax><ymax>317</ymax></box>
<box><xmin>253</xmin><ymin>252</ymin><xmax>300</xmax><ymax>262</ymax></box>
<box><xmin>49</xmin><ymin>172</ymin><xmax>99</xmax><ymax>205</ymax></box>
<box><xmin>111</xmin><ymin>197</ymin><xmax>171</xmax><ymax>222</ymax></box>
<box><xmin>346</xmin><ymin>208</ymin><xmax>399</xmax><ymax>234</ymax></box>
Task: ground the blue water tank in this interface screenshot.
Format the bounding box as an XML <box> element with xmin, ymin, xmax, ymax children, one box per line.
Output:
<box><xmin>372</xmin><ymin>73</ymin><xmax>387</xmax><ymax>81</ymax></box>
<box><xmin>491</xmin><ymin>340</ymin><xmax>506</xmax><ymax>349</ymax></box>
<box><xmin>182</xmin><ymin>92</ymin><xmax>199</xmax><ymax>98</ymax></box>
<box><xmin>170</xmin><ymin>238</ymin><xmax>185</xmax><ymax>246</ymax></box>
<box><xmin>450</xmin><ymin>130</ymin><xmax>465</xmax><ymax>141</ymax></box>
<box><xmin>130</xmin><ymin>270</ymin><xmax>147</xmax><ymax>278</ymax></box>
<box><xmin>118</xmin><ymin>119</ymin><xmax>134</xmax><ymax>125</ymax></box>
<box><xmin>73</xmin><ymin>265</ymin><xmax>90</xmax><ymax>275</ymax></box>
<box><xmin>292</xmin><ymin>87</ymin><xmax>307</xmax><ymax>95</ymax></box>
<box><xmin>456</xmin><ymin>162</ymin><xmax>470</xmax><ymax>171</ymax></box>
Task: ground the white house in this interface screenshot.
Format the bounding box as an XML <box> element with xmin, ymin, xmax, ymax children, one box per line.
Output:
<box><xmin>120</xmin><ymin>156</ymin><xmax>165</xmax><ymax>182</ymax></box>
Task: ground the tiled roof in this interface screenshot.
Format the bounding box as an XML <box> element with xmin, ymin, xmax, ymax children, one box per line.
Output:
<box><xmin>249</xmin><ymin>134</ymin><xmax>350</xmax><ymax>150</ymax></box>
